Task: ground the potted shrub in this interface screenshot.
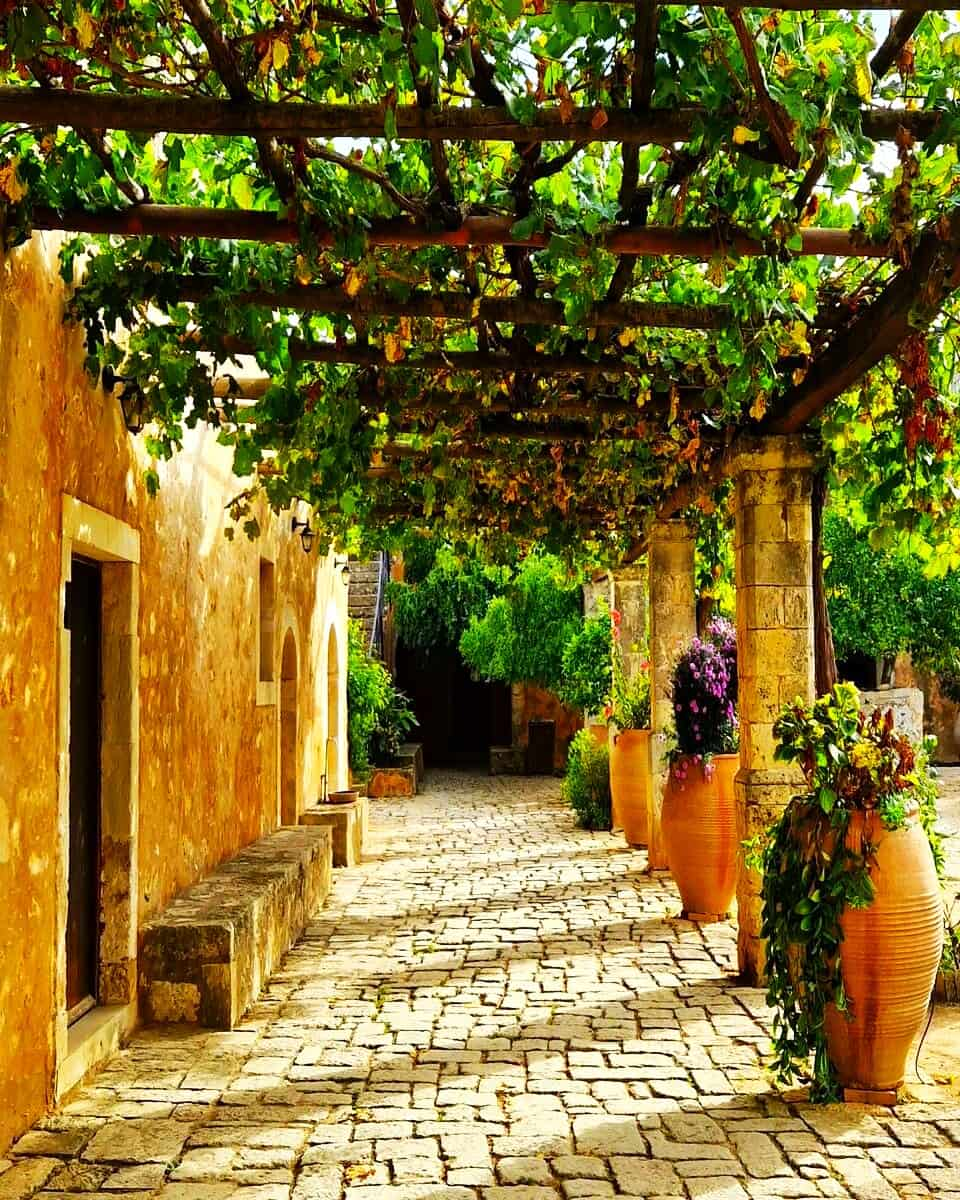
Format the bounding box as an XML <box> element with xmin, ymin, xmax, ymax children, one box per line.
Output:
<box><xmin>756</xmin><ymin>682</ymin><xmax>943</xmax><ymax>1099</ymax></box>
<box><xmin>661</xmin><ymin>616</ymin><xmax>739</xmax><ymax>919</ymax></box>
<box><xmin>562</xmin><ymin>729</ymin><xmax>612</xmax><ymax>831</ymax></box>
<box><xmin>559</xmin><ymin>604</ymin><xmax>613</xmax><ymax>746</ymax></box>
<box><xmin>607</xmin><ymin>611</ymin><xmax>652</xmax><ymax>846</ymax></box>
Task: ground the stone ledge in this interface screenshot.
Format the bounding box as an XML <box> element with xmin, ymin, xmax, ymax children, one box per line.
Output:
<box><xmin>300</xmin><ymin>796</ymin><xmax>369</xmax><ymax>867</ymax></box>
<box><xmin>139</xmin><ymin>826</ymin><xmax>332</xmax><ymax>1029</ymax></box>
<box><xmin>398</xmin><ymin>742</ymin><xmax>425</xmax><ymax>789</ymax></box>
<box><xmin>490</xmin><ymin>745</ymin><xmax>526</xmax><ymax>775</ymax></box>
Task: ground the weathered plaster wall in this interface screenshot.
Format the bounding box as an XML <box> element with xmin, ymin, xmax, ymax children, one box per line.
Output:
<box><xmin>511</xmin><ymin>683</ymin><xmax>582</xmax><ymax>769</ymax></box>
<box><xmin>0</xmin><ymin>234</ymin><xmax>348</xmax><ymax>1151</ymax></box>
<box><xmin>895</xmin><ymin>654</ymin><xmax>960</xmax><ymax>762</ymax></box>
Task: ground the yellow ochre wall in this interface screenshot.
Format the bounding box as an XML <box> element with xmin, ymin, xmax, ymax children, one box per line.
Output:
<box><xmin>0</xmin><ymin>233</ymin><xmax>348</xmax><ymax>1150</ymax></box>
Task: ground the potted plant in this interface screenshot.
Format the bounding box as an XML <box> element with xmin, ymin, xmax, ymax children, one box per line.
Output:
<box><xmin>661</xmin><ymin>616</ymin><xmax>739</xmax><ymax>919</ymax></box>
<box><xmin>559</xmin><ymin>604</ymin><xmax>613</xmax><ymax>746</ymax></box>
<box><xmin>755</xmin><ymin>682</ymin><xmax>943</xmax><ymax>1099</ymax></box>
<box><xmin>607</xmin><ymin>610</ymin><xmax>652</xmax><ymax>845</ymax></box>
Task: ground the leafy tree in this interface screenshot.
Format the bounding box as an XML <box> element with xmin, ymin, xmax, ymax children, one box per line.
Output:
<box><xmin>460</xmin><ymin>555</ymin><xmax>582</xmax><ymax>693</ymax></box>
<box><xmin>559</xmin><ymin>605</ymin><xmax>613</xmax><ymax>716</ymax></box>
<box><xmin>387</xmin><ymin>545</ymin><xmax>507</xmax><ymax>661</ymax></box>
<box><xmin>562</xmin><ymin>730</ymin><xmax>612</xmax><ymax>832</ymax></box>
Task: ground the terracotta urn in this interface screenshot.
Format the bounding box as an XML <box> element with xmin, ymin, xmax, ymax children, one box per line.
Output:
<box><xmin>609</xmin><ymin>729</ymin><xmax>651</xmax><ymax>845</ymax></box>
<box><xmin>661</xmin><ymin>753</ymin><xmax>739</xmax><ymax>918</ymax></box>
<box><xmin>824</xmin><ymin>805</ymin><xmax>943</xmax><ymax>1093</ymax></box>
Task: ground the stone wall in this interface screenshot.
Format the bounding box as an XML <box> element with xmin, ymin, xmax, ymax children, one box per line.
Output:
<box><xmin>0</xmin><ymin>234</ymin><xmax>348</xmax><ymax>1150</ymax></box>
<box><xmin>511</xmin><ymin>683</ymin><xmax>582</xmax><ymax>770</ymax></box>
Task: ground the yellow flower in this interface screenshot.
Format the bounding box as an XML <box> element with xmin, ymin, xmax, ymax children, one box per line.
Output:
<box><xmin>850</xmin><ymin>742</ymin><xmax>881</xmax><ymax>770</ymax></box>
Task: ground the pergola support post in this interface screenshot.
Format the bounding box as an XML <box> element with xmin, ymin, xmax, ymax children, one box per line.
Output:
<box><xmin>731</xmin><ymin>435</ymin><xmax>816</xmax><ymax>983</ymax></box>
<box><xmin>611</xmin><ymin>564</ymin><xmax>648</xmax><ymax>683</ymax></box>
<box><xmin>647</xmin><ymin>519</ymin><xmax>696</xmax><ymax>869</ymax></box>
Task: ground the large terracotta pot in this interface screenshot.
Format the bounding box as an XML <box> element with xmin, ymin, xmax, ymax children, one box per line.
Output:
<box><xmin>609</xmin><ymin>729</ymin><xmax>650</xmax><ymax>845</ymax></box>
<box><xmin>661</xmin><ymin>753</ymin><xmax>738</xmax><ymax>918</ymax></box>
<box><xmin>824</xmin><ymin>806</ymin><xmax>943</xmax><ymax>1092</ymax></box>
<box><xmin>588</xmin><ymin>722</ymin><xmax>608</xmax><ymax>748</ymax></box>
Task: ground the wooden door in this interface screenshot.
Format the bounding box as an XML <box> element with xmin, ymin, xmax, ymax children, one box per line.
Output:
<box><xmin>66</xmin><ymin>557</ymin><xmax>102</xmax><ymax>1020</ymax></box>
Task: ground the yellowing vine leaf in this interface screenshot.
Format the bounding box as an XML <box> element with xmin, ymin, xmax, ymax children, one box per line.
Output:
<box><xmin>733</xmin><ymin>125</ymin><xmax>760</xmax><ymax>145</ymax></box>
<box><xmin>75</xmin><ymin>10</ymin><xmax>96</xmax><ymax>50</ymax></box>
<box><xmin>384</xmin><ymin>333</ymin><xmax>405</xmax><ymax>363</ymax></box>
<box><xmin>0</xmin><ymin>157</ymin><xmax>28</xmax><ymax>204</ymax></box>
<box><xmin>273</xmin><ymin>39</ymin><xmax>291</xmax><ymax>71</ymax></box>
<box><xmin>344</xmin><ymin>267</ymin><xmax>364</xmax><ymax>298</ymax></box>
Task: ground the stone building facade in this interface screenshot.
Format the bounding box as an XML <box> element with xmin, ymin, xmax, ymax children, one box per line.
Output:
<box><xmin>0</xmin><ymin>235</ymin><xmax>349</xmax><ymax>1151</ymax></box>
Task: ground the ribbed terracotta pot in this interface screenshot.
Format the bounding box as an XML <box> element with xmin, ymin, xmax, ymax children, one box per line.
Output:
<box><xmin>661</xmin><ymin>753</ymin><xmax>738</xmax><ymax>917</ymax></box>
<box><xmin>609</xmin><ymin>729</ymin><xmax>650</xmax><ymax>844</ymax></box>
<box><xmin>824</xmin><ymin>806</ymin><xmax>943</xmax><ymax>1092</ymax></box>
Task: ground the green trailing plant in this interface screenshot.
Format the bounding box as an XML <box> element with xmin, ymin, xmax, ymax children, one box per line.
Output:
<box><xmin>750</xmin><ymin>682</ymin><xmax>938</xmax><ymax>1101</ymax></box>
<box><xmin>459</xmin><ymin>554</ymin><xmax>582</xmax><ymax>693</ymax></box>
<box><xmin>369</xmin><ymin>685</ymin><xmax>418</xmax><ymax>766</ymax></box>
<box><xmin>562</xmin><ymin>729</ymin><xmax>612</xmax><ymax>831</ymax></box>
<box><xmin>559</xmin><ymin>603</ymin><xmax>613</xmax><ymax>717</ymax></box>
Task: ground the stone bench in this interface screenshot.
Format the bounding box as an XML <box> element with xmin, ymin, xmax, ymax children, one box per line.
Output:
<box><xmin>398</xmin><ymin>742</ymin><xmax>425</xmax><ymax>789</ymax></box>
<box><xmin>300</xmin><ymin>795</ymin><xmax>369</xmax><ymax>867</ymax></box>
<box><xmin>139</xmin><ymin>826</ymin><xmax>332</xmax><ymax>1029</ymax></box>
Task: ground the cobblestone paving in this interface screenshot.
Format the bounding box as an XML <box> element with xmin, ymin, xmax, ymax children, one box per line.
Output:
<box><xmin>4</xmin><ymin>772</ymin><xmax>960</xmax><ymax>1200</ymax></box>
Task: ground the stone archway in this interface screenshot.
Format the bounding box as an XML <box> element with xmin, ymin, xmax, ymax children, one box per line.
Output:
<box><xmin>326</xmin><ymin>624</ymin><xmax>340</xmax><ymax>794</ymax></box>
<box><xmin>280</xmin><ymin>629</ymin><xmax>298</xmax><ymax>824</ymax></box>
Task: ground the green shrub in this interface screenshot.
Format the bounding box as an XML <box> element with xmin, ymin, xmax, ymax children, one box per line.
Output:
<box><xmin>388</xmin><ymin>546</ymin><xmax>504</xmax><ymax>660</ymax></box>
<box><xmin>562</xmin><ymin>729</ymin><xmax>612</xmax><ymax>831</ymax></box>
<box><xmin>369</xmin><ymin>685</ymin><xmax>418</xmax><ymax>765</ymax></box>
<box><xmin>559</xmin><ymin>605</ymin><xmax>613</xmax><ymax>715</ymax></box>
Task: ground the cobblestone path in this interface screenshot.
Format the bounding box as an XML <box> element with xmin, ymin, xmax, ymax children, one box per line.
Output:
<box><xmin>4</xmin><ymin>772</ymin><xmax>960</xmax><ymax>1200</ymax></box>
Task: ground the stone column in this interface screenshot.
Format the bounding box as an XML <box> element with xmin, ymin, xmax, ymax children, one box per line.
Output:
<box><xmin>582</xmin><ymin>572</ymin><xmax>612</xmax><ymax>619</ymax></box>
<box><xmin>647</xmin><ymin>520</ymin><xmax>696</xmax><ymax>869</ymax></box>
<box><xmin>731</xmin><ymin>435</ymin><xmax>815</xmax><ymax>983</ymax></box>
<box><xmin>611</xmin><ymin>564</ymin><xmax>648</xmax><ymax>681</ymax></box>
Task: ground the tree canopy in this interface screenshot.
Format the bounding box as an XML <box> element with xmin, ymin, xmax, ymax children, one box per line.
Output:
<box><xmin>2</xmin><ymin>3</ymin><xmax>960</xmax><ymax>560</ymax></box>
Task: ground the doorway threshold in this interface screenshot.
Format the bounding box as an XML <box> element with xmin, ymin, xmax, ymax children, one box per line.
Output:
<box><xmin>58</xmin><ymin>1002</ymin><xmax>135</xmax><ymax>1099</ymax></box>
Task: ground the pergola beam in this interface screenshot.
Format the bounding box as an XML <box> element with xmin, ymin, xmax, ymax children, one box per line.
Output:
<box><xmin>0</xmin><ymin>87</ymin><xmax>942</xmax><ymax>146</ymax></box>
<box><xmin>871</xmin><ymin>12</ymin><xmax>925</xmax><ymax>78</ymax></box>
<box><xmin>183</xmin><ymin>280</ymin><xmax>729</xmax><ymax>329</ymax></box>
<box><xmin>31</xmin><ymin>206</ymin><xmax>895</xmax><ymax>260</ymax></box>
<box><xmin>217</xmin><ymin>335</ymin><xmax>703</xmax><ymax>379</ymax></box>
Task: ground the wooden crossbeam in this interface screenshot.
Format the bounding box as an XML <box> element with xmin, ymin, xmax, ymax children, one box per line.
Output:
<box><xmin>182</xmin><ymin>279</ymin><xmax>728</xmax><ymax>329</ymax></box>
<box><xmin>0</xmin><ymin>87</ymin><xmax>942</xmax><ymax>146</ymax></box>
<box><xmin>217</xmin><ymin>335</ymin><xmax>704</xmax><ymax>379</ymax></box>
<box><xmin>31</xmin><ymin>205</ymin><xmax>895</xmax><ymax>260</ymax></box>
<box><xmin>764</xmin><ymin>211</ymin><xmax>960</xmax><ymax>434</ymax></box>
<box><xmin>871</xmin><ymin>11</ymin><xmax>924</xmax><ymax>79</ymax></box>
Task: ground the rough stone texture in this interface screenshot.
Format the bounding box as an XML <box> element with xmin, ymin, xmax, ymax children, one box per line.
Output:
<box><xmin>489</xmin><ymin>747</ymin><xmax>526</xmax><ymax>776</ymax></box>
<box><xmin>731</xmin><ymin>436</ymin><xmax>816</xmax><ymax>984</ymax></box>
<box><xmin>611</xmin><ymin>565</ymin><xmax>648</xmax><ymax>686</ymax></box>
<box><xmin>860</xmin><ymin>687</ymin><xmax>925</xmax><ymax>746</ymax></box>
<box><xmin>511</xmin><ymin>684</ymin><xmax>581</xmax><ymax>772</ymax></box>
<box><xmin>397</xmin><ymin>745</ymin><xmax>425</xmax><ymax>790</ymax></box>
<box><xmin>647</xmin><ymin>522</ymin><xmax>696</xmax><ymax>869</ymax></box>
<box><xmin>7</xmin><ymin>771</ymin><xmax>959</xmax><ymax>1200</ymax></box>
<box><xmin>300</xmin><ymin>799</ymin><xmax>369</xmax><ymax>868</ymax></box>
<box><xmin>0</xmin><ymin>234</ymin><xmax>349</xmax><ymax>1152</ymax></box>
<box><xmin>139</xmin><ymin>826</ymin><xmax>333</xmax><ymax>1028</ymax></box>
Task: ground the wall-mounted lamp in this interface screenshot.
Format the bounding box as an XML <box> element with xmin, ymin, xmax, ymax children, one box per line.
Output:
<box><xmin>291</xmin><ymin>515</ymin><xmax>316</xmax><ymax>554</ymax></box>
<box><xmin>334</xmin><ymin>555</ymin><xmax>351</xmax><ymax>586</ymax></box>
<box><xmin>102</xmin><ymin>365</ymin><xmax>147</xmax><ymax>435</ymax></box>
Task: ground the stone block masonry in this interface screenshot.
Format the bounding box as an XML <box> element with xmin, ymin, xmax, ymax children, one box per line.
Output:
<box><xmin>731</xmin><ymin>435</ymin><xmax>816</xmax><ymax>984</ymax></box>
<box><xmin>301</xmin><ymin>796</ymin><xmax>369</xmax><ymax>867</ymax></box>
<box><xmin>139</xmin><ymin>826</ymin><xmax>332</xmax><ymax>1027</ymax></box>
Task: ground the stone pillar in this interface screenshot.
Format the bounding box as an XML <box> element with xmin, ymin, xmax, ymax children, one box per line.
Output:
<box><xmin>647</xmin><ymin>520</ymin><xmax>696</xmax><ymax>869</ymax></box>
<box><xmin>582</xmin><ymin>573</ymin><xmax>611</xmax><ymax>619</ymax></box>
<box><xmin>731</xmin><ymin>436</ymin><xmax>815</xmax><ymax>983</ymax></box>
<box><xmin>611</xmin><ymin>564</ymin><xmax>648</xmax><ymax>681</ymax></box>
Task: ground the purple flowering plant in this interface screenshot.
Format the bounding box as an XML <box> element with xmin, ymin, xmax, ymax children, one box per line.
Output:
<box><xmin>667</xmin><ymin>616</ymin><xmax>739</xmax><ymax>775</ymax></box>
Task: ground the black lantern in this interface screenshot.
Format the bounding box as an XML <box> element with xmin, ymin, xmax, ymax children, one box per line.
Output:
<box><xmin>291</xmin><ymin>515</ymin><xmax>315</xmax><ymax>553</ymax></box>
<box><xmin>102</xmin><ymin>365</ymin><xmax>146</xmax><ymax>435</ymax></box>
<box><xmin>334</xmin><ymin>555</ymin><xmax>350</xmax><ymax>585</ymax></box>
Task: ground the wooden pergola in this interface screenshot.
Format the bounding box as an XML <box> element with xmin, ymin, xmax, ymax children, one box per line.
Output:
<box><xmin>2</xmin><ymin>1</ymin><xmax>959</xmax><ymax>553</ymax></box>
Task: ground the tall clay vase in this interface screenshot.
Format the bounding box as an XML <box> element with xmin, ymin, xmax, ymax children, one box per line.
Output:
<box><xmin>661</xmin><ymin>753</ymin><xmax>739</xmax><ymax>919</ymax></box>
<box><xmin>824</xmin><ymin>805</ymin><xmax>943</xmax><ymax>1094</ymax></box>
<box><xmin>609</xmin><ymin>729</ymin><xmax>650</xmax><ymax>845</ymax></box>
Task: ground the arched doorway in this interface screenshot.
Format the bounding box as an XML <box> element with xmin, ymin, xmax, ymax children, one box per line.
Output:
<box><xmin>326</xmin><ymin>626</ymin><xmax>340</xmax><ymax>792</ymax></box>
<box><xmin>280</xmin><ymin>630</ymin><xmax>298</xmax><ymax>824</ymax></box>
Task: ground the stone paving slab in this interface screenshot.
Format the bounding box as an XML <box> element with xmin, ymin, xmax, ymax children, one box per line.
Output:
<box><xmin>5</xmin><ymin>771</ymin><xmax>960</xmax><ymax>1200</ymax></box>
